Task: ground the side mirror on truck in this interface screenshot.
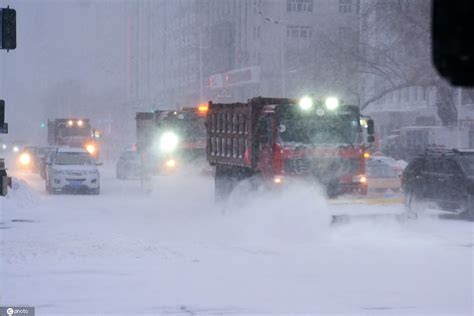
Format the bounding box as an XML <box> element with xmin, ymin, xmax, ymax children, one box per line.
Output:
<box><xmin>367</xmin><ymin>119</ymin><xmax>375</xmax><ymax>135</ymax></box>
<box><xmin>367</xmin><ymin>119</ymin><xmax>375</xmax><ymax>143</ymax></box>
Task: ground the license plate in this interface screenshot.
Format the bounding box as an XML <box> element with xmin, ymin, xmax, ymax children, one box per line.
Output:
<box><xmin>68</xmin><ymin>180</ymin><xmax>83</xmax><ymax>187</ymax></box>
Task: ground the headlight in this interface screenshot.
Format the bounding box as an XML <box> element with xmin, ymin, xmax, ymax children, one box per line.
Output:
<box><xmin>13</xmin><ymin>146</ymin><xmax>19</xmax><ymax>153</ymax></box>
<box><xmin>165</xmin><ymin>159</ymin><xmax>176</xmax><ymax>168</ymax></box>
<box><xmin>325</xmin><ymin>97</ymin><xmax>339</xmax><ymax>110</ymax></box>
<box><xmin>273</xmin><ymin>175</ymin><xmax>284</xmax><ymax>184</ymax></box>
<box><xmin>160</xmin><ymin>132</ymin><xmax>179</xmax><ymax>153</ymax></box>
<box><xmin>19</xmin><ymin>153</ymin><xmax>31</xmax><ymax>166</ymax></box>
<box><xmin>299</xmin><ymin>96</ymin><xmax>313</xmax><ymax>111</ymax></box>
<box><xmin>353</xmin><ymin>175</ymin><xmax>367</xmax><ymax>183</ymax></box>
<box><xmin>86</xmin><ymin>144</ymin><xmax>95</xmax><ymax>154</ymax></box>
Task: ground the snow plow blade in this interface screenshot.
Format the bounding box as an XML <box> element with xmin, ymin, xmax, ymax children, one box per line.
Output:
<box><xmin>329</xmin><ymin>196</ymin><xmax>404</xmax><ymax>206</ymax></box>
<box><xmin>328</xmin><ymin>196</ymin><xmax>407</xmax><ymax>225</ymax></box>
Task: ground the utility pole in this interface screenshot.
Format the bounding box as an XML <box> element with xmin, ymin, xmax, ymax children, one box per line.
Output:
<box><xmin>199</xmin><ymin>23</ymin><xmax>203</xmax><ymax>102</ymax></box>
<box><xmin>280</xmin><ymin>5</ymin><xmax>285</xmax><ymax>97</ymax></box>
<box><xmin>254</xmin><ymin>2</ymin><xmax>286</xmax><ymax>97</ymax></box>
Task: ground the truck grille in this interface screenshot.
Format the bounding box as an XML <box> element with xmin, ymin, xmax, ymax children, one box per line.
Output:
<box><xmin>284</xmin><ymin>157</ymin><xmax>360</xmax><ymax>180</ymax></box>
<box><xmin>284</xmin><ymin>158</ymin><xmax>311</xmax><ymax>175</ymax></box>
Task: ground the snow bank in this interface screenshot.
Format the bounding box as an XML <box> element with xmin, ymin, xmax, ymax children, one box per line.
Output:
<box><xmin>0</xmin><ymin>178</ymin><xmax>40</xmax><ymax>211</ymax></box>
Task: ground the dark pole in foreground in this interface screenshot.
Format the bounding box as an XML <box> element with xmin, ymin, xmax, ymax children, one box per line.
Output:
<box><xmin>0</xmin><ymin>7</ymin><xmax>16</xmax><ymax>196</ymax></box>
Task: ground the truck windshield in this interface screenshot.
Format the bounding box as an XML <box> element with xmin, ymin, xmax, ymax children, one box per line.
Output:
<box><xmin>58</xmin><ymin>126</ymin><xmax>91</xmax><ymax>138</ymax></box>
<box><xmin>277</xmin><ymin>108</ymin><xmax>361</xmax><ymax>146</ymax></box>
<box><xmin>181</xmin><ymin>120</ymin><xmax>206</xmax><ymax>139</ymax></box>
<box><xmin>160</xmin><ymin>118</ymin><xmax>206</xmax><ymax>140</ymax></box>
<box><xmin>55</xmin><ymin>152</ymin><xmax>94</xmax><ymax>165</ymax></box>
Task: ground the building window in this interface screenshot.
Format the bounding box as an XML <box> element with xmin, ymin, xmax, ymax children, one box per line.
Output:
<box><xmin>339</xmin><ymin>0</ymin><xmax>352</xmax><ymax>13</ymax></box>
<box><xmin>287</xmin><ymin>25</ymin><xmax>313</xmax><ymax>39</ymax></box>
<box><xmin>287</xmin><ymin>0</ymin><xmax>313</xmax><ymax>12</ymax></box>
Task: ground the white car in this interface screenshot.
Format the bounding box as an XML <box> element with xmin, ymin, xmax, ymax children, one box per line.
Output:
<box><xmin>45</xmin><ymin>147</ymin><xmax>101</xmax><ymax>194</ymax></box>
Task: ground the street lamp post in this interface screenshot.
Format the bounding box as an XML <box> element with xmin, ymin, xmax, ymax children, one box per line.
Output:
<box><xmin>255</xmin><ymin>2</ymin><xmax>287</xmax><ymax>97</ymax></box>
<box><xmin>199</xmin><ymin>24</ymin><xmax>204</xmax><ymax>102</ymax></box>
<box><xmin>280</xmin><ymin>21</ymin><xmax>285</xmax><ymax>97</ymax></box>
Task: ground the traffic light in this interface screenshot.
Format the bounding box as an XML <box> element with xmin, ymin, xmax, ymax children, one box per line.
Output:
<box><xmin>1</xmin><ymin>7</ymin><xmax>16</xmax><ymax>50</ymax></box>
<box><xmin>0</xmin><ymin>100</ymin><xmax>4</xmax><ymax>124</ymax></box>
<box><xmin>0</xmin><ymin>100</ymin><xmax>7</xmax><ymax>134</ymax></box>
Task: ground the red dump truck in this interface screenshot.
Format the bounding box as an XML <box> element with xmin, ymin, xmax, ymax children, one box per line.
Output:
<box><xmin>206</xmin><ymin>96</ymin><xmax>375</xmax><ymax>200</ymax></box>
<box><xmin>47</xmin><ymin>118</ymin><xmax>100</xmax><ymax>159</ymax></box>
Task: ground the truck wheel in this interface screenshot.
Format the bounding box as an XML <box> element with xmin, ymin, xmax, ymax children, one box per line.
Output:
<box><xmin>235</xmin><ymin>172</ymin><xmax>263</xmax><ymax>194</ymax></box>
<box><xmin>215</xmin><ymin>166</ymin><xmax>236</xmax><ymax>202</ymax></box>
<box><xmin>460</xmin><ymin>194</ymin><xmax>474</xmax><ymax>221</ymax></box>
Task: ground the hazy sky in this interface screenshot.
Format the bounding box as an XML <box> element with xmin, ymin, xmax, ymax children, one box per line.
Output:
<box><xmin>1</xmin><ymin>0</ymin><xmax>128</xmax><ymax>142</ymax></box>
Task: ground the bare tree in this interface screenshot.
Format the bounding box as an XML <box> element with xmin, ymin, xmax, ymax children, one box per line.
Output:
<box><xmin>328</xmin><ymin>0</ymin><xmax>457</xmax><ymax>125</ymax></box>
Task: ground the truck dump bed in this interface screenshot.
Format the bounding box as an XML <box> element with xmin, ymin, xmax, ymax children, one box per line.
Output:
<box><xmin>207</xmin><ymin>97</ymin><xmax>292</xmax><ymax>169</ymax></box>
<box><xmin>207</xmin><ymin>102</ymin><xmax>251</xmax><ymax>168</ymax></box>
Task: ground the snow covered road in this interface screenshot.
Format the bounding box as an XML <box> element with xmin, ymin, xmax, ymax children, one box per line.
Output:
<box><xmin>1</xmin><ymin>166</ymin><xmax>473</xmax><ymax>315</ymax></box>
